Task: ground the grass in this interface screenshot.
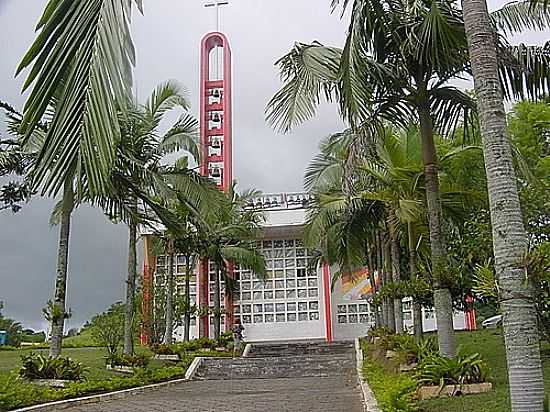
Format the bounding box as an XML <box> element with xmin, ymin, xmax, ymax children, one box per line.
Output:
<box><xmin>0</xmin><ymin>345</ymin><xmax>233</xmax><ymax>411</ymax></box>
<box><xmin>362</xmin><ymin>329</ymin><xmax>550</xmax><ymax>412</ymax></box>
<box><xmin>418</xmin><ymin>329</ymin><xmax>550</xmax><ymax>412</ymax></box>
<box><xmin>0</xmin><ymin>346</ymin><xmax>167</xmax><ymax>380</ymax></box>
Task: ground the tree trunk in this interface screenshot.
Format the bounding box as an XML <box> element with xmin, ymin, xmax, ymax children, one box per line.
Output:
<box><xmin>163</xmin><ymin>240</ymin><xmax>175</xmax><ymax>345</ymax></box>
<box><xmin>213</xmin><ymin>265</ymin><xmax>221</xmax><ymax>340</ymax></box>
<box><xmin>463</xmin><ymin>1</ymin><xmax>545</xmax><ymax>409</ymax></box>
<box><xmin>49</xmin><ymin>178</ymin><xmax>74</xmax><ymax>358</ymax></box>
<box><xmin>184</xmin><ymin>254</ymin><xmax>192</xmax><ymax>342</ymax></box>
<box><xmin>377</xmin><ymin>231</ymin><xmax>386</xmax><ymax>327</ymax></box>
<box><xmin>417</xmin><ymin>100</ymin><xmax>457</xmax><ymax>358</ymax></box>
<box><xmin>388</xmin><ymin>209</ymin><xmax>403</xmax><ymax>333</ymax></box>
<box><xmin>408</xmin><ymin>222</ymin><xmax>423</xmax><ymax>341</ymax></box>
<box><xmin>123</xmin><ymin>219</ymin><xmax>137</xmax><ymax>355</ymax></box>
<box><xmin>383</xmin><ymin>238</ymin><xmax>396</xmax><ymax>332</ymax></box>
<box><xmin>366</xmin><ymin>241</ymin><xmax>381</xmax><ymax>327</ymax></box>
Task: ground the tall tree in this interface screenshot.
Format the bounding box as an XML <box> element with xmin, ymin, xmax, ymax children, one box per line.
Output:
<box><xmin>101</xmin><ymin>81</ymin><xmax>202</xmax><ymax>354</ymax></box>
<box><xmin>267</xmin><ymin>0</ymin><xmax>550</xmax><ymax>357</ymax></box>
<box><xmin>16</xmin><ymin>0</ymin><xmax>141</xmax><ymax>357</ymax></box>
<box><xmin>203</xmin><ymin>186</ymin><xmax>267</xmax><ymax>340</ymax></box>
<box><xmin>462</xmin><ymin>0</ymin><xmax>546</xmax><ymax>409</ymax></box>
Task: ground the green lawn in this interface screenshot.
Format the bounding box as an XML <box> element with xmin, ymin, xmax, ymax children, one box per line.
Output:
<box><xmin>362</xmin><ymin>329</ymin><xmax>550</xmax><ymax>412</ymax></box>
<box><xmin>0</xmin><ymin>346</ymin><xmax>171</xmax><ymax>380</ymax></box>
<box><xmin>418</xmin><ymin>329</ymin><xmax>550</xmax><ymax>412</ymax></box>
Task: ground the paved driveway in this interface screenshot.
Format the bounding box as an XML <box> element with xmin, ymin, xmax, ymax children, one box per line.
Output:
<box><xmin>62</xmin><ymin>375</ymin><xmax>364</xmax><ymax>412</ymax></box>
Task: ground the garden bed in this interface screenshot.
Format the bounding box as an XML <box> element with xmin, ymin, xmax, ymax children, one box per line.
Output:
<box><xmin>31</xmin><ymin>379</ymin><xmax>73</xmax><ymax>388</ymax></box>
<box><xmin>153</xmin><ymin>354</ymin><xmax>180</xmax><ymax>361</ymax></box>
<box><xmin>417</xmin><ymin>382</ymin><xmax>493</xmax><ymax>400</ymax></box>
<box><xmin>361</xmin><ymin>329</ymin><xmax>550</xmax><ymax>412</ymax></box>
<box><xmin>106</xmin><ymin>364</ymin><xmax>135</xmax><ymax>374</ymax></box>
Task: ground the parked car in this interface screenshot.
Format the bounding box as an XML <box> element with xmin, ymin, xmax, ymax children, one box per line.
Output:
<box><xmin>481</xmin><ymin>315</ymin><xmax>503</xmax><ymax>329</ymax></box>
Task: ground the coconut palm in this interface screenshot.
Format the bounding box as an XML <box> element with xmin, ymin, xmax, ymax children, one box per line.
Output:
<box><xmin>203</xmin><ymin>186</ymin><xmax>267</xmax><ymax>340</ymax></box>
<box><xmin>15</xmin><ymin>0</ymin><xmax>141</xmax><ymax>357</ymax></box>
<box><xmin>266</xmin><ymin>0</ymin><xmax>550</xmax><ymax>358</ymax></box>
<box><xmin>462</xmin><ymin>0</ymin><xmax>548</xmax><ymax>410</ymax></box>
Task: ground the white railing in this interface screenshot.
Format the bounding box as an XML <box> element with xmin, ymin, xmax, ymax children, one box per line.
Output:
<box><xmin>244</xmin><ymin>192</ymin><xmax>314</xmax><ymax>211</ymax></box>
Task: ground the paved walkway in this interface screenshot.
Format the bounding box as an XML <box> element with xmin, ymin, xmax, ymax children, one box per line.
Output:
<box><xmin>62</xmin><ymin>375</ymin><xmax>363</xmax><ymax>412</ymax></box>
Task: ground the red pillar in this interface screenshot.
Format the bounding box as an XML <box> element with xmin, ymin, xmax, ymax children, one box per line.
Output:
<box><xmin>322</xmin><ymin>263</ymin><xmax>333</xmax><ymax>343</ymax></box>
<box><xmin>199</xmin><ymin>32</ymin><xmax>233</xmax><ymax>338</ymax></box>
<box><xmin>140</xmin><ymin>235</ymin><xmax>155</xmax><ymax>345</ymax></box>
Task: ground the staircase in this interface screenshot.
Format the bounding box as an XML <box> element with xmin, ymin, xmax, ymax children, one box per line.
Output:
<box><xmin>193</xmin><ymin>341</ymin><xmax>356</xmax><ymax>381</ymax></box>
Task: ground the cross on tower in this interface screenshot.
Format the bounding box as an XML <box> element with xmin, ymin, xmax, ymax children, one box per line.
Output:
<box><xmin>204</xmin><ymin>1</ymin><xmax>229</xmax><ymax>32</ymax></box>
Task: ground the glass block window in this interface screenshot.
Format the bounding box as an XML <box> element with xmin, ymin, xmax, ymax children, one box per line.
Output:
<box><xmin>337</xmin><ymin>302</ymin><xmax>373</xmax><ymax>324</ymax></box>
<box><xmin>233</xmin><ymin>238</ymin><xmax>320</xmax><ymax>324</ymax></box>
<box><xmin>154</xmin><ymin>254</ymin><xmax>198</xmax><ymax>307</ymax></box>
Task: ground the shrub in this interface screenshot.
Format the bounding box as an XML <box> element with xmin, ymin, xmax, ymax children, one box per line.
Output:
<box><xmin>19</xmin><ymin>352</ymin><xmax>87</xmax><ymax>381</ymax></box>
<box><xmin>0</xmin><ymin>365</ymin><xmax>190</xmax><ymax>411</ymax></box>
<box><xmin>106</xmin><ymin>353</ymin><xmax>149</xmax><ymax>368</ymax></box>
<box><xmin>361</xmin><ymin>341</ymin><xmax>418</xmax><ymax>412</ymax></box>
<box><xmin>394</xmin><ymin>336</ymin><xmax>438</xmax><ymax>365</ymax></box>
<box><xmin>151</xmin><ymin>344</ymin><xmax>177</xmax><ymax>355</ymax></box>
<box><xmin>368</xmin><ymin>325</ymin><xmax>395</xmax><ymax>340</ymax></box>
<box><xmin>416</xmin><ymin>352</ymin><xmax>490</xmax><ymax>387</ymax></box>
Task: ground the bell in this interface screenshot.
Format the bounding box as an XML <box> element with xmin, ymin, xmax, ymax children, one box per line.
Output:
<box><xmin>211</xmin><ymin>167</ymin><xmax>221</xmax><ymax>178</ymax></box>
<box><xmin>211</xmin><ymin>137</ymin><xmax>222</xmax><ymax>149</ymax></box>
<box><xmin>211</xmin><ymin>112</ymin><xmax>222</xmax><ymax>123</ymax></box>
<box><xmin>212</xmin><ymin>89</ymin><xmax>222</xmax><ymax>99</ymax></box>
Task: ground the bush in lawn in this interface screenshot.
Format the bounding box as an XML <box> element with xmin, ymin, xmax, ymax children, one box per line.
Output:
<box><xmin>151</xmin><ymin>344</ymin><xmax>178</xmax><ymax>355</ymax></box>
<box><xmin>106</xmin><ymin>353</ymin><xmax>149</xmax><ymax>368</ymax></box>
<box><xmin>90</xmin><ymin>303</ymin><xmax>125</xmax><ymax>357</ymax></box>
<box><xmin>416</xmin><ymin>352</ymin><xmax>490</xmax><ymax>387</ymax></box>
<box><xmin>19</xmin><ymin>352</ymin><xmax>87</xmax><ymax>381</ymax></box>
<box><xmin>0</xmin><ymin>365</ymin><xmax>190</xmax><ymax>411</ymax></box>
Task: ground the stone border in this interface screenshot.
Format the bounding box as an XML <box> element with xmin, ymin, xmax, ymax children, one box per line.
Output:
<box><xmin>242</xmin><ymin>343</ymin><xmax>252</xmax><ymax>357</ymax></box>
<box><xmin>184</xmin><ymin>356</ymin><xmax>204</xmax><ymax>380</ymax></box>
<box><xmin>13</xmin><ymin>358</ymin><xmax>206</xmax><ymax>412</ymax></box>
<box><xmin>354</xmin><ymin>338</ymin><xmax>382</xmax><ymax>412</ymax></box>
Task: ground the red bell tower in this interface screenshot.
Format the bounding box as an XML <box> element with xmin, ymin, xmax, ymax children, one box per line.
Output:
<box><xmin>198</xmin><ymin>32</ymin><xmax>234</xmax><ymax>337</ymax></box>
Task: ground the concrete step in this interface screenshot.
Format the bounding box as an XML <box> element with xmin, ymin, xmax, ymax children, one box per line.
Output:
<box><xmin>194</xmin><ymin>353</ymin><xmax>355</xmax><ymax>380</ymax></box>
<box><xmin>246</xmin><ymin>341</ymin><xmax>354</xmax><ymax>358</ymax></box>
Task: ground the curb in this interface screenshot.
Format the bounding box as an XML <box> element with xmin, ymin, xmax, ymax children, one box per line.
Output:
<box><xmin>184</xmin><ymin>356</ymin><xmax>204</xmax><ymax>380</ymax></box>
<box><xmin>13</xmin><ymin>359</ymin><xmax>205</xmax><ymax>412</ymax></box>
<box><xmin>354</xmin><ymin>338</ymin><xmax>382</xmax><ymax>412</ymax></box>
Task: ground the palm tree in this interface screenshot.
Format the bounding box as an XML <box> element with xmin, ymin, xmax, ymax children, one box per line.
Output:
<box><xmin>173</xmin><ymin>214</ymin><xmax>206</xmax><ymax>342</ymax></box>
<box><xmin>305</xmin><ymin>127</ymin><xmax>482</xmax><ymax>336</ymax></box>
<box><xmin>101</xmin><ymin>80</ymin><xmax>203</xmax><ymax>354</ymax></box>
<box><xmin>16</xmin><ymin>0</ymin><xmax>141</xmax><ymax>357</ymax></box>
<box><xmin>203</xmin><ymin>186</ymin><xmax>267</xmax><ymax>340</ymax></box>
<box><xmin>462</xmin><ymin>0</ymin><xmax>547</xmax><ymax>409</ymax></box>
<box><xmin>266</xmin><ymin>0</ymin><xmax>550</xmax><ymax>357</ymax></box>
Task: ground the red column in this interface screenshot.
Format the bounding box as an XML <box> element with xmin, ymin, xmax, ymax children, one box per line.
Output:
<box><xmin>199</xmin><ymin>32</ymin><xmax>233</xmax><ymax>338</ymax></box>
<box><xmin>140</xmin><ymin>235</ymin><xmax>155</xmax><ymax>345</ymax></box>
<box><xmin>322</xmin><ymin>263</ymin><xmax>333</xmax><ymax>343</ymax></box>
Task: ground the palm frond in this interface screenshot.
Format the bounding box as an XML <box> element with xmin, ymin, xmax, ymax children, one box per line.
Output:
<box><xmin>265</xmin><ymin>42</ymin><xmax>341</xmax><ymax>133</ymax></box>
<box><xmin>17</xmin><ymin>0</ymin><xmax>141</xmax><ymax>197</ymax></box>
<box><xmin>221</xmin><ymin>245</ymin><xmax>267</xmax><ymax>278</ymax></box>
<box><xmin>430</xmin><ymin>87</ymin><xmax>477</xmax><ymax>138</ymax></box>
<box><xmin>155</xmin><ymin>113</ymin><xmax>200</xmax><ymax>161</ymax></box>
<box><xmin>498</xmin><ymin>41</ymin><xmax>550</xmax><ymax>100</ymax></box>
<box><xmin>145</xmin><ymin>80</ymin><xmax>191</xmax><ymax>126</ymax></box>
<box><xmin>491</xmin><ymin>0</ymin><xmax>550</xmax><ymax>35</ymax></box>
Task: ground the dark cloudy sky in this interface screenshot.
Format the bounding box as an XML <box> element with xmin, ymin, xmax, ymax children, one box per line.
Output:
<box><xmin>0</xmin><ymin>0</ymin><xmax>546</xmax><ymax>332</ymax></box>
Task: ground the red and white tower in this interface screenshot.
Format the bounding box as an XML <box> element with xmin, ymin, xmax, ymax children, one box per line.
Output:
<box><xmin>198</xmin><ymin>28</ymin><xmax>234</xmax><ymax>337</ymax></box>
